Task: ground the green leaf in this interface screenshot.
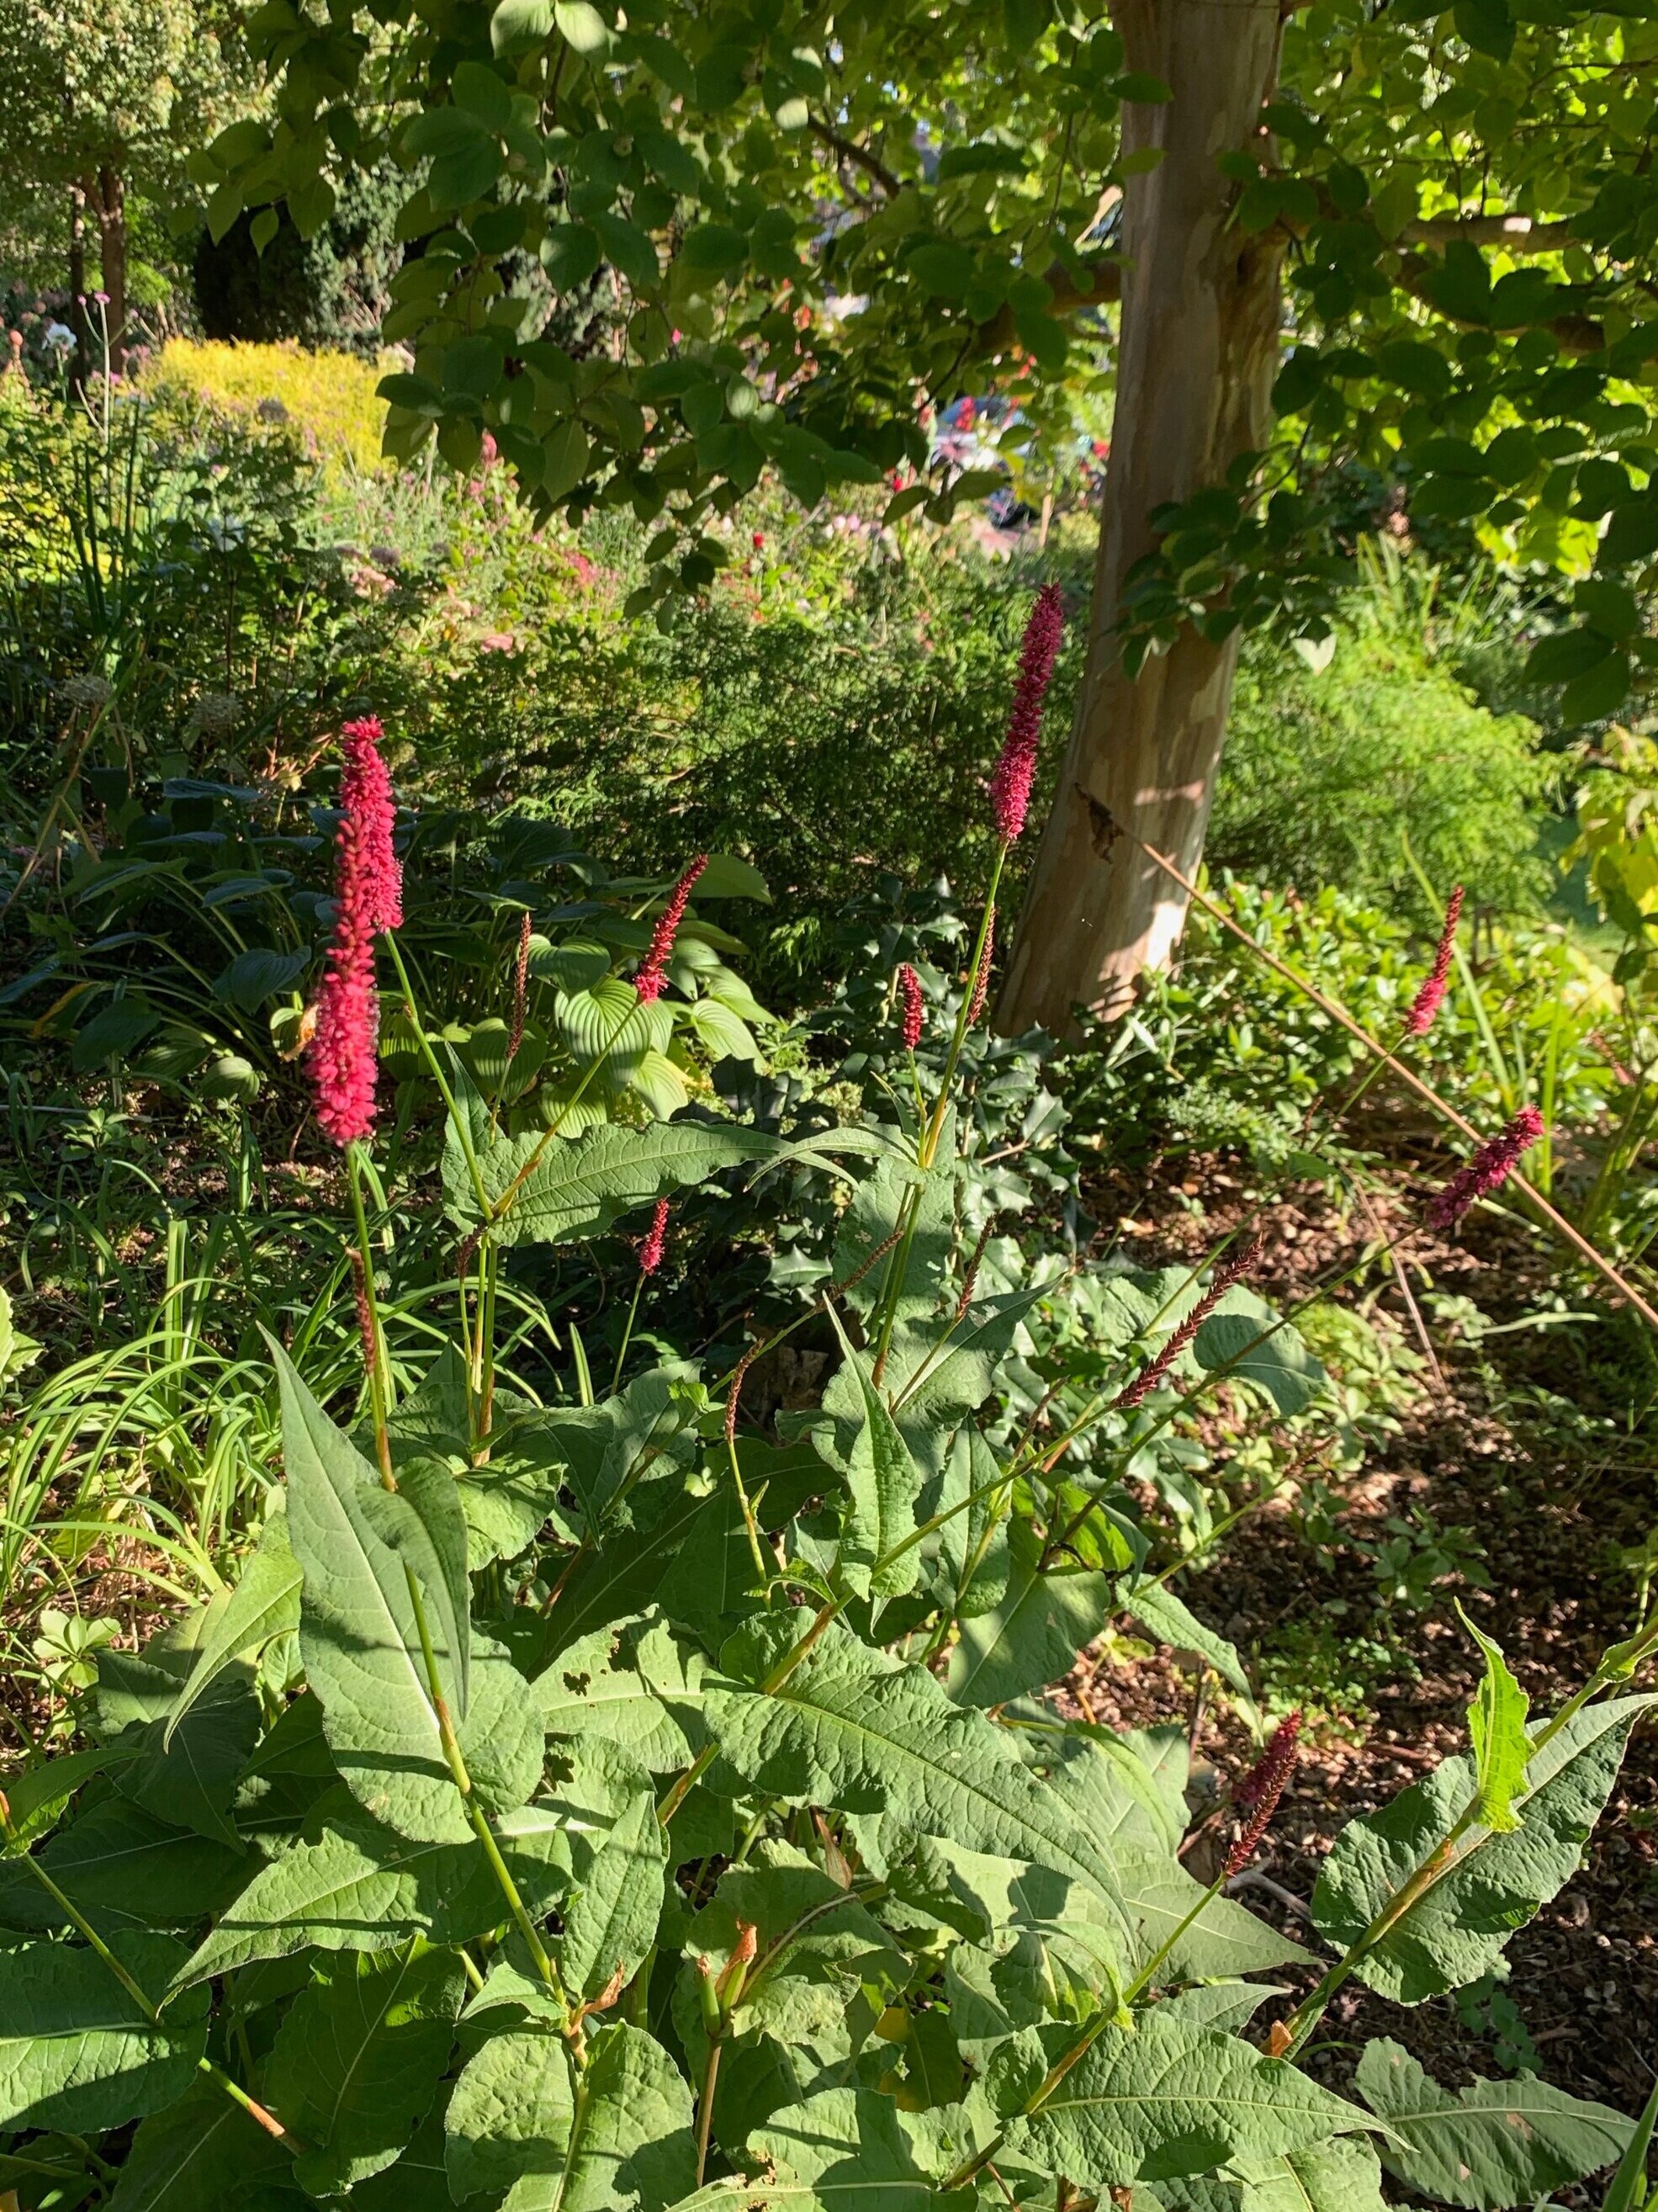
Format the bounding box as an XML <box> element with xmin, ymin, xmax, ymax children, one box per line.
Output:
<box><xmin>1232</xmin><ymin>2136</ymin><xmax>1389</xmax><ymax>2211</ymax></box>
<box><xmin>1190</xmin><ymin>1302</ymin><xmax>1322</xmax><ymax>1415</ymax></box>
<box><xmin>211</xmin><ymin>946</ymin><xmax>308</xmax><ymax>1013</ymax></box>
<box><xmin>947</xmin><ymin>1521</ymin><xmax>1111</xmax><ymax>1707</ymax></box>
<box><xmin>1560</xmin><ymin>646</ymin><xmax>1630</xmax><ymax>725</ymax></box>
<box><xmin>266</xmin><ymin>1944</ymin><xmax>465</xmax><ymax>2196</ymax></box>
<box><xmin>754</xmin><ymin>2087</ymin><xmax>940</xmax><ymax>2208</ymax></box>
<box><xmin>0</xmin><ymin>1796</ymin><xmax>248</xmax><ymax>1934</ymax></box>
<box><xmin>1311</xmin><ymin>1695</ymin><xmax>1655</xmax><ymax>2002</ymax></box>
<box><xmin>103</xmin><ymin>1651</ymin><xmax>261</xmax><ymax>1851</ymax></box>
<box><xmin>1110</xmin><ymin>1838</ymin><xmax>1312</xmax><ymax>1981</ymax></box>
<box><xmin>1459</xmin><ymin>1605</ymin><xmax>1529</xmax><ymax>1833</ymax></box>
<box><xmin>104</xmin><ymin>2080</ymin><xmax>294</xmax><ymax>2209</ymax></box>
<box><xmin>447</xmin><ymin>2020</ymin><xmax>574</xmax><ymax>2201</ymax></box>
<box><xmin>706</xmin><ymin>1614</ymin><xmax>1128</xmax><ymax>1911</ymax></box>
<box><xmin>558</xmin><ymin>1785</ymin><xmax>665</xmax><ymax>2004</ymax></box>
<box><xmin>163</xmin><ymin>1516</ymin><xmax>302</xmax><ymax>1750</ymax></box>
<box><xmin>1454</xmin><ymin>0</ymin><xmax>1514</xmax><ymax>60</ymax></box>
<box><xmin>469</xmin><ymin>2020</ymin><xmax>697</xmax><ymax>2210</ymax></box>
<box><xmin>0</xmin><ymin>1743</ymin><xmax>141</xmax><ymax>1851</ymax></box>
<box><xmin>532</xmin><ymin>1614</ymin><xmax>708</xmax><ymax>1769</ymax></box>
<box><xmin>491</xmin><ymin>0</ymin><xmax>553</xmax><ymax>53</ymax></box>
<box><xmin>1602</xmin><ymin>2069</ymin><xmax>1658</xmax><ymax>2212</ymax></box>
<box><xmin>555</xmin><ymin>0</ymin><xmax>611</xmax><ymax>52</ymax></box>
<box><xmin>1006</xmin><ymin>2010</ymin><xmax>1366</xmax><ymax>2189</ymax></box>
<box><xmin>1355</xmin><ymin>2039</ymin><xmax>1633</xmax><ymax>2209</ymax></box>
<box><xmin>0</xmin><ymin>1933</ymin><xmax>209</xmax><ymax>2133</ymax></box>
<box><xmin>448</xmin><ymin>1115</ymin><xmax>781</xmax><ymax>1249</ymax></box>
<box><xmin>824</xmin><ymin>1308</ymin><xmax>922</xmax><ymax>1603</ymax></box>
<box><xmin>1115</xmin><ymin>1578</ymin><xmax>1250</xmax><ymax>1697</ymax></box>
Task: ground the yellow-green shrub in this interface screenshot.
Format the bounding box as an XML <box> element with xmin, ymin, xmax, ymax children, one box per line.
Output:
<box><xmin>146</xmin><ymin>339</ymin><xmax>389</xmax><ymax>476</ymax></box>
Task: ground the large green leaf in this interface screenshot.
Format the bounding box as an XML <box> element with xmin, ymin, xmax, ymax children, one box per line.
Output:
<box><xmin>532</xmin><ymin>1612</ymin><xmax>709</xmax><ymax>1769</ymax></box>
<box><xmin>266</xmin><ymin>1944</ymin><xmax>465</xmax><ymax>2196</ymax></box>
<box><xmin>0</xmin><ymin>1933</ymin><xmax>209</xmax><ymax>2134</ymax></box>
<box><xmin>1190</xmin><ymin>1302</ymin><xmax>1322</xmax><ymax>1416</ymax></box>
<box><xmin>946</xmin><ymin>1521</ymin><xmax>1111</xmax><ymax>1706</ymax></box>
<box><xmin>825</xmin><ymin>1308</ymin><xmax>923</xmax><ymax>1601</ymax></box>
<box><xmin>1114</xmin><ymin>1578</ymin><xmax>1250</xmax><ymax>1698</ymax></box>
<box><xmin>162</xmin><ymin>1514</ymin><xmax>303</xmax><ymax>1750</ymax></box>
<box><xmin>448</xmin><ymin>1111</ymin><xmax>781</xmax><ymax>1248</ymax></box>
<box><xmin>753</xmin><ymin>2087</ymin><xmax>943</xmax><ymax>2209</ymax></box>
<box><xmin>0</xmin><ymin>1795</ymin><xmax>249</xmax><ymax>1934</ymax></box>
<box><xmin>1354</xmin><ymin>2039</ymin><xmax>1634</xmax><ymax>2209</ymax></box>
<box><xmin>99</xmin><ymin>1647</ymin><xmax>262</xmax><ymax>1850</ymax></box>
<box><xmin>1311</xmin><ymin>1695</ymin><xmax>1655</xmax><ymax>2002</ymax></box>
<box><xmin>104</xmin><ymin>2080</ymin><xmax>295</xmax><ymax>2209</ymax></box>
<box><xmin>557</xmin><ymin>1784</ymin><xmax>666</xmax><ymax>2004</ymax></box>
<box><xmin>1005</xmin><ymin>2011</ymin><xmax>1366</xmax><ymax>2189</ymax></box>
<box><xmin>705</xmin><ymin>1613</ymin><xmax>1127</xmax><ymax>1911</ymax></box>
<box><xmin>446</xmin><ymin>2020</ymin><xmax>574</xmax><ymax>2202</ymax></box>
<box><xmin>1231</xmin><ymin>2136</ymin><xmax>1388</xmax><ymax>2211</ymax></box>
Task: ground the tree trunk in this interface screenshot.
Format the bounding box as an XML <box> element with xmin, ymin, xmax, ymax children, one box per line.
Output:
<box><xmin>998</xmin><ymin>0</ymin><xmax>1285</xmax><ymax>1035</ymax></box>
<box><xmin>66</xmin><ymin>182</ymin><xmax>89</xmax><ymax>399</ymax></box>
<box><xmin>93</xmin><ymin>167</ymin><xmax>128</xmax><ymax>377</ymax></box>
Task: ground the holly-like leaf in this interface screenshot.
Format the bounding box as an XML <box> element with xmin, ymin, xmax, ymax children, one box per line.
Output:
<box><xmin>0</xmin><ymin>1933</ymin><xmax>209</xmax><ymax>2134</ymax></box>
<box><xmin>1354</xmin><ymin>2040</ymin><xmax>1633</xmax><ymax>2209</ymax></box>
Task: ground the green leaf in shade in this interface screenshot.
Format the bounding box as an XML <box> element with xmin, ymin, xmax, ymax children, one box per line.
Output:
<box><xmin>446</xmin><ymin>2019</ymin><xmax>573</xmax><ymax>2202</ymax></box>
<box><xmin>1190</xmin><ymin>1301</ymin><xmax>1322</xmax><ymax>1415</ymax></box>
<box><xmin>98</xmin><ymin>1649</ymin><xmax>262</xmax><ymax>1851</ymax></box>
<box><xmin>0</xmin><ymin>1933</ymin><xmax>209</xmax><ymax>2134</ymax></box>
<box><xmin>1354</xmin><ymin>2039</ymin><xmax>1634</xmax><ymax>2209</ymax></box>
<box><xmin>265</xmin><ymin>1944</ymin><xmax>465</xmax><ymax>2197</ymax></box>
<box><xmin>104</xmin><ymin>2079</ymin><xmax>295</xmax><ymax>2209</ymax></box>
<box><xmin>1602</xmin><ymin>2068</ymin><xmax>1658</xmax><ymax>2212</ymax></box>
<box><xmin>1231</xmin><ymin>2135</ymin><xmax>1389</xmax><ymax>2210</ymax></box>
<box><xmin>1459</xmin><ymin>1603</ymin><xmax>1529</xmax><ymax>1833</ymax></box>
<box><xmin>162</xmin><ymin>1514</ymin><xmax>302</xmax><ymax>1749</ymax></box>
<box><xmin>0</xmin><ymin>1796</ymin><xmax>249</xmax><ymax>1934</ymax></box>
<box><xmin>449</xmin><ymin>1114</ymin><xmax>781</xmax><ymax>1248</ymax></box>
<box><xmin>752</xmin><ymin>2087</ymin><xmax>940</xmax><ymax>2208</ymax></box>
<box><xmin>824</xmin><ymin>1306</ymin><xmax>922</xmax><ymax>1601</ymax></box>
<box><xmin>705</xmin><ymin>1613</ymin><xmax>1127</xmax><ymax>1912</ymax></box>
<box><xmin>946</xmin><ymin>1520</ymin><xmax>1111</xmax><ymax>1707</ymax></box>
<box><xmin>0</xmin><ymin>1742</ymin><xmax>141</xmax><ymax>1851</ymax></box>
<box><xmin>1114</xmin><ymin>1578</ymin><xmax>1251</xmax><ymax>1698</ymax></box>
<box><xmin>557</xmin><ymin>1785</ymin><xmax>666</xmax><ymax>2004</ymax></box>
<box><xmin>350</xmin><ymin>2096</ymin><xmax>455</xmax><ymax>2209</ymax></box>
<box><xmin>1004</xmin><ymin>2010</ymin><xmax>1366</xmax><ymax>2191</ymax></box>
<box><xmin>1311</xmin><ymin>1695</ymin><xmax>1655</xmax><ymax>2003</ymax></box>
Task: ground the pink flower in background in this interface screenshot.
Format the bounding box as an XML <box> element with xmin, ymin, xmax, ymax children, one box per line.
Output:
<box><xmin>988</xmin><ymin>584</ymin><xmax>1065</xmax><ymax>843</ymax></box>
<box><xmin>479</xmin><ymin>431</ymin><xmax>498</xmax><ymax>464</ymax></box>
<box><xmin>897</xmin><ymin>963</ymin><xmax>924</xmax><ymax>1051</ymax></box>
<box><xmin>1428</xmin><ymin>1106</ymin><xmax>1544</xmax><ymax>1232</ymax></box>
<box><xmin>1406</xmin><ymin>885</ymin><xmax>1465</xmax><ymax>1037</ymax></box>
<box><xmin>309</xmin><ymin>718</ymin><xmax>401</xmax><ymax>1146</ymax></box>
<box><xmin>635</xmin><ymin>856</ymin><xmax>709</xmax><ymax>1003</ymax></box>
<box><xmin>639</xmin><ymin>1197</ymin><xmax>670</xmax><ymax>1276</ymax></box>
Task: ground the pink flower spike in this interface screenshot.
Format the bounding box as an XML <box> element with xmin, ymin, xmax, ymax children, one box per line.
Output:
<box><xmin>639</xmin><ymin>1197</ymin><xmax>670</xmax><ymax>1276</ymax></box>
<box><xmin>1406</xmin><ymin>885</ymin><xmax>1465</xmax><ymax>1037</ymax></box>
<box><xmin>898</xmin><ymin>963</ymin><xmax>924</xmax><ymax>1052</ymax></box>
<box><xmin>1428</xmin><ymin>1106</ymin><xmax>1544</xmax><ymax>1233</ymax></box>
<box><xmin>308</xmin><ymin>717</ymin><xmax>402</xmax><ymax>1147</ymax></box>
<box><xmin>635</xmin><ymin>856</ymin><xmax>709</xmax><ymax>1003</ymax></box>
<box><xmin>967</xmin><ymin>908</ymin><xmax>996</xmax><ymax>1026</ymax></box>
<box><xmin>1114</xmin><ymin>1235</ymin><xmax>1263</xmax><ymax>1412</ymax></box>
<box><xmin>988</xmin><ymin>583</ymin><xmax>1064</xmax><ymax>844</ymax></box>
<box><xmin>1226</xmin><ymin>1711</ymin><xmax>1301</xmax><ymax>1877</ymax></box>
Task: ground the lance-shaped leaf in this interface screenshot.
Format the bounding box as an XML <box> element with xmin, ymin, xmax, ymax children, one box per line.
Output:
<box><xmin>266</xmin><ymin>1944</ymin><xmax>466</xmax><ymax>2197</ymax></box>
<box><xmin>753</xmin><ymin>2087</ymin><xmax>943</xmax><ymax>2209</ymax></box>
<box><xmin>1004</xmin><ymin>2010</ymin><xmax>1367</xmax><ymax>2189</ymax></box>
<box><xmin>104</xmin><ymin>2080</ymin><xmax>294</xmax><ymax>2210</ymax></box>
<box><xmin>947</xmin><ymin>1520</ymin><xmax>1111</xmax><ymax>1707</ymax></box>
<box><xmin>825</xmin><ymin>1305</ymin><xmax>922</xmax><ymax>1601</ymax></box>
<box><xmin>557</xmin><ymin>1785</ymin><xmax>666</xmax><ymax>2005</ymax></box>
<box><xmin>1115</xmin><ymin>1578</ymin><xmax>1251</xmax><ymax>1699</ymax></box>
<box><xmin>1459</xmin><ymin>1604</ymin><xmax>1529</xmax><ymax>1834</ymax></box>
<box><xmin>1355</xmin><ymin>2039</ymin><xmax>1634</xmax><ymax>2209</ymax></box>
<box><xmin>1232</xmin><ymin>2135</ymin><xmax>1389</xmax><ymax>2211</ymax></box>
<box><xmin>162</xmin><ymin>1513</ymin><xmax>303</xmax><ymax>1750</ymax></box>
<box><xmin>0</xmin><ymin>1933</ymin><xmax>209</xmax><ymax>2134</ymax></box>
<box><xmin>705</xmin><ymin>1612</ymin><xmax>1126</xmax><ymax>1911</ymax></box>
<box><xmin>1311</xmin><ymin>1695</ymin><xmax>1655</xmax><ymax>2002</ymax></box>
<box><xmin>449</xmin><ymin>1111</ymin><xmax>781</xmax><ymax>1248</ymax></box>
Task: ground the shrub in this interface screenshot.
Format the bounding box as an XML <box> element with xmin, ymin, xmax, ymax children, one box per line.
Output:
<box><xmin>147</xmin><ymin>337</ymin><xmax>389</xmax><ymax>475</ymax></box>
<box><xmin>192</xmin><ymin>166</ymin><xmax>405</xmax><ymax>358</ymax></box>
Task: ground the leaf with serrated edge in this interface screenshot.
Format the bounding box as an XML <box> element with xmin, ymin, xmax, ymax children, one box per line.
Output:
<box><xmin>1311</xmin><ymin>1695</ymin><xmax>1655</xmax><ymax>2002</ymax></box>
<box><xmin>1355</xmin><ymin>2039</ymin><xmax>1634</xmax><ymax>2209</ymax></box>
<box><xmin>0</xmin><ymin>1933</ymin><xmax>209</xmax><ymax>2135</ymax></box>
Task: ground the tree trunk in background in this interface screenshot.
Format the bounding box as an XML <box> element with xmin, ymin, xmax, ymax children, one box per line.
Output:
<box><xmin>93</xmin><ymin>167</ymin><xmax>128</xmax><ymax>376</ymax></box>
<box><xmin>999</xmin><ymin>0</ymin><xmax>1285</xmax><ymax>1036</ymax></box>
<box><xmin>66</xmin><ymin>182</ymin><xmax>89</xmax><ymax>399</ymax></box>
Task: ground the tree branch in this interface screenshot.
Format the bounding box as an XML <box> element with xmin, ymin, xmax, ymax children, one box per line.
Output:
<box><xmin>808</xmin><ymin>117</ymin><xmax>900</xmax><ymax>199</ymax></box>
<box><xmin>1400</xmin><ymin>210</ymin><xmax>1580</xmax><ymax>251</ymax></box>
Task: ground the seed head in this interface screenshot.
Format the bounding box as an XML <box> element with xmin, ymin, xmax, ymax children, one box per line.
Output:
<box><xmin>1226</xmin><ymin>1711</ymin><xmax>1301</xmax><ymax>1878</ymax></box>
<box><xmin>967</xmin><ymin>907</ymin><xmax>996</xmax><ymax>1026</ymax></box>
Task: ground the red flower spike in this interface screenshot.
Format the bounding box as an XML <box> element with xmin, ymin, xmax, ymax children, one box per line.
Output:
<box><xmin>988</xmin><ymin>584</ymin><xmax>1065</xmax><ymax>844</ymax></box>
<box><xmin>1406</xmin><ymin>885</ymin><xmax>1464</xmax><ymax>1037</ymax></box>
<box><xmin>510</xmin><ymin>910</ymin><xmax>532</xmax><ymax>1060</ymax></box>
<box><xmin>635</xmin><ymin>856</ymin><xmax>709</xmax><ymax>1004</ymax></box>
<box><xmin>898</xmin><ymin>963</ymin><xmax>924</xmax><ymax>1052</ymax></box>
<box><xmin>1113</xmin><ymin>1236</ymin><xmax>1263</xmax><ymax>1412</ymax></box>
<box><xmin>1428</xmin><ymin>1106</ymin><xmax>1544</xmax><ymax>1233</ymax></box>
<box><xmin>1226</xmin><ymin>1711</ymin><xmax>1301</xmax><ymax>1878</ymax></box>
<box><xmin>639</xmin><ymin>1197</ymin><xmax>670</xmax><ymax>1276</ymax></box>
<box><xmin>309</xmin><ymin>717</ymin><xmax>401</xmax><ymax>1146</ymax></box>
<box><xmin>968</xmin><ymin>907</ymin><xmax>996</xmax><ymax>1026</ymax></box>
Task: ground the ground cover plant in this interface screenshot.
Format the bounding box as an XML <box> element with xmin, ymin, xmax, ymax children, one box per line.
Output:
<box><xmin>3</xmin><ymin>604</ymin><xmax>1656</xmax><ymax>2212</ymax></box>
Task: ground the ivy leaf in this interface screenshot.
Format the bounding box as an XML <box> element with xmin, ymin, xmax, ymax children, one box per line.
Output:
<box><xmin>558</xmin><ymin>1785</ymin><xmax>666</xmax><ymax>2005</ymax></box>
<box><xmin>1354</xmin><ymin>2040</ymin><xmax>1634</xmax><ymax>2209</ymax></box>
<box><xmin>1311</xmin><ymin>1695</ymin><xmax>1655</xmax><ymax>2002</ymax></box>
<box><xmin>266</xmin><ymin>1944</ymin><xmax>466</xmax><ymax>2196</ymax></box>
<box><xmin>1459</xmin><ymin>1604</ymin><xmax>1529</xmax><ymax>1833</ymax></box>
<box><xmin>1115</xmin><ymin>1577</ymin><xmax>1250</xmax><ymax>1697</ymax></box>
<box><xmin>946</xmin><ymin>1521</ymin><xmax>1111</xmax><ymax>1707</ymax></box>
<box><xmin>1005</xmin><ymin>2011</ymin><xmax>1366</xmax><ymax>2189</ymax></box>
<box><xmin>0</xmin><ymin>1933</ymin><xmax>209</xmax><ymax>2134</ymax></box>
<box><xmin>162</xmin><ymin>1514</ymin><xmax>302</xmax><ymax>1749</ymax></box>
<box><xmin>824</xmin><ymin>1308</ymin><xmax>923</xmax><ymax>1602</ymax></box>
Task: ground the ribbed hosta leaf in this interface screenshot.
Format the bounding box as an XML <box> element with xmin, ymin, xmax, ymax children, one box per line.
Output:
<box><xmin>0</xmin><ymin>1934</ymin><xmax>209</xmax><ymax>2134</ymax></box>
<box><xmin>705</xmin><ymin>1613</ymin><xmax>1126</xmax><ymax>1910</ymax></box>
<box><xmin>1004</xmin><ymin>2010</ymin><xmax>1366</xmax><ymax>2191</ymax></box>
<box><xmin>1354</xmin><ymin>2039</ymin><xmax>1634</xmax><ymax>2209</ymax></box>
<box><xmin>1311</xmin><ymin>1695</ymin><xmax>1655</xmax><ymax>2002</ymax></box>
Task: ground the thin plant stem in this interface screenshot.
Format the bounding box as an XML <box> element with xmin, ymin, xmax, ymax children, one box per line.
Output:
<box><xmin>612</xmin><ymin>1273</ymin><xmax>645</xmax><ymax>1395</ymax></box>
<box><xmin>695</xmin><ymin>2040</ymin><xmax>723</xmax><ymax>2187</ymax></box>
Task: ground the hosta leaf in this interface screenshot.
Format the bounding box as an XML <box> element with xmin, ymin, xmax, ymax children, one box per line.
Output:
<box><xmin>825</xmin><ymin>1307</ymin><xmax>922</xmax><ymax>1601</ymax></box>
<box><xmin>753</xmin><ymin>2087</ymin><xmax>943</xmax><ymax>2209</ymax></box>
<box><xmin>558</xmin><ymin>1785</ymin><xmax>666</xmax><ymax>2004</ymax></box>
<box><xmin>946</xmin><ymin>1520</ymin><xmax>1111</xmax><ymax>1706</ymax></box>
<box><xmin>1231</xmin><ymin>2136</ymin><xmax>1388</xmax><ymax>2210</ymax></box>
<box><xmin>1311</xmin><ymin>1695</ymin><xmax>1655</xmax><ymax>2002</ymax></box>
<box><xmin>1115</xmin><ymin>1578</ymin><xmax>1250</xmax><ymax>1698</ymax></box>
<box><xmin>705</xmin><ymin>1613</ymin><xmax>1127</xmax><ymax>1910</ymax></box>
<box><xmin>104</xmin><ymin>2080</ymin><xmax>294</xmax><ymax>2209</ymax></box>
<box><xmin>1459</xmin><ymin>1605</ymin><xmax>1529</xmax><ymax>1833</ymax></box>
<box><xmin>1005</xmin><ymin>2011</ymin><xmax>1366</xmax><ymax>2188</ymax></box>
<box><xmin>474</xmin><ymin>2020</ymin><xmax>697</xmax><ymax>2211</ymax></box>
<box><xmin>162</xmin><ymin>1514</ymin><xmax>302</xmax><ymax>1749</ymax></box>
<box><xmin>0</xmin><ymin>1933</ymin><xmax>209</xmax><ymax>2134</ymax></box>
<box><xmin>451</xmin><ymin>1111</ymin><xmax>780</xmax><ymax>1249</ymax></box>
<box><xmin>1354</xmin><ymin>2039</ymin><xmax>1634</xmax><ymax>2209</ymax></box>
<box><xmin>266</xmin><ymin>1944</ymin><xmax>465</xmax><ymax>2196</ymax></box>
